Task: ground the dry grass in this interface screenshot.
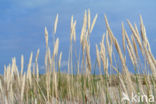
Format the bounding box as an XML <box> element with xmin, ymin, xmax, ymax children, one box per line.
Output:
<box><xmin>0</xmin><ymin>10</ymin><xmax>156</xmax><ymax>104</ymax></box>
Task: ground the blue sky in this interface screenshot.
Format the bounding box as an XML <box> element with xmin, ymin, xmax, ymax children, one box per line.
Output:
<box><xmin>0</xmin><ymin>0</ymin><xmax>156</xmax><ymax>73</ymax></box>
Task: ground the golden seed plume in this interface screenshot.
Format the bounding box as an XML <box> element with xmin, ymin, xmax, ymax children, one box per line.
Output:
<box><xmin>80</xmin><ymin>11</ymin><xmax>87</xmax><ymax>44</ymax></box>
<box><xmin>88</xmin><ymin>9</ymin><xmax>90</xmax><ymax>32</ymax></box>
<box><xmin>27</xmin><ymin>52</ymin><xmax>33</xmax><ymax>86</ymax></box>
<box><xmin>131</xmin><ymin>35</ymin><xmax>138</xmax><ymax>58</ymax></box>
<box><xmin>114</xmin><ymin>38</ymin><xmax>126</xmax><ymax>68</ymax></box>
<box><xmin>70</xmin><ymin>16</ymin><xmax>74</xmax><ymax>42</ymax></box>
<box><xmin>35</xmin><ymin>49</ymin><xmax>40</xmax><ymax>81</ymax></box>
<box><xmin>53</xmin><ymin>14</ymin><xmax>58</xmax><ymax>34</ymax></box>
<box><xmin>127</xmin><ymin>20</ymin><xmax>142</xmax><ymax>50</ymax></box>
<box><xmin>58</xmin><ymin>52</ymin><xmax>62</xmax><ymax>69</ymax></box>
<box><xmin>125</xmin><ymin>31</ymin><xmax>137</xmax><ymax>65</ymax></box>
<box><xmin>96</xmin><ymin>44</ymin><xmax>101</xmax><ymax>69</ymax></box>
<box><xmin>53</xmin><ymin>38</ymin><xmax>59</xmax><ymax>56</ymax></box>
<box><xmin>35</xmin><ymin>49</ymin><xmax>40</xmax><ymax>63</ymax></box>
<box><xmin>73</xmin><ymin>20</ymin><xmax>76</xmax><ymax>42</ymax></box>
<box><xmin>86</xmin><ymin>41</ymin><xmax>91</xmax><ymax>72</ymax></box>
<box><xmin>45</xmin><ymin>27</ymin><xmax>48</xmax><ymax>48</ymax></box>
<box><xmin>90</xmin><ymin>14</ymin><xmax>98</xmax><ymax>33</ymax></box>
<box><xmin>106</xmin><ymin>31</ymin><xmax>112</xmax><ymax>64</ymax></box>
<box><xmin>134</xmin><ymin>23</ymin><xmax>140</xmax><ymax>37</ymax></box>
<box><xmin>21</xmin><ymin>55</ymin><xmax>24</xmax><ymax>75</ymax></box>
<box><xmin>121</xmin><ymin>22</ymin><xmax>126</xmax><ymax>54</ymax></box>
<box><xmin>127</xmin><ymin>45</ymin><xmax>135</xmax><ymax>65</ymax></box>
<box><xmin>70</xmin><ymin>16</ymin><xmax>76</xmax><ymax>42</ymax></box>
<box><xmin>104</xmin><ymin>15</ymin><xmax>115</xmax><ymax>45</ymax></box>
<box><xmin>21</xmin><ymin>74</ymin><xmax>26</xmax><ymax>101</ymax></box>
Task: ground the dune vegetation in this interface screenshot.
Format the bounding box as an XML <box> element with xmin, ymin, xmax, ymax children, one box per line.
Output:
<box><xmin>0</xmin><ymin>10</ymin><xmax>156</xmax><ymax>104</ymax></box>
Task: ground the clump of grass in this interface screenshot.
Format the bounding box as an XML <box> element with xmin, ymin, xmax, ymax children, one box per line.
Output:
<box><xmin>0</xmin><ymin>10</ymin><xmax>156</xmax><ymax>104</ymax></box>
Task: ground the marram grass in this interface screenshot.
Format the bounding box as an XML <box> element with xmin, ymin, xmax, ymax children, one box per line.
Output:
<box><xmin>0</xmin><ymin>10</ymin><xmax>156</xmax><ymax>104</ymax></box>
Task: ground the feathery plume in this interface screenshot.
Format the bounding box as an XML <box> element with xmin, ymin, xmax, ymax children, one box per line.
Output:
<box><xmin>53</xmin><ymin>14</ymin><xmax>58</xmax><ymax>34</ymax></box>
<box><xmin>104</xmin><ymin>15</ymin><xmax>115</xmax><ymax>45</ymax></box>
<box><xmin>53</xmin><ymin>38</ymin><xmax>59</xmax><ymax>56</ymax></box>
<box><xmin>70</xmin><ymin>16</ymin><xmax>76</xmax><ymax>42</ymax></box>
<box><xmin>125</xmin><ymin>31</ymin><xmax>137</xmax><ymax>65</ymax></box>
<box><xmin>35</xmin><ymin>49</ymin><xmax>40</xmax><ymax>63</ymax></box>
<box><xmin>96</xmin><ymin>44</ymin><xmax>101</xmax><ymax>69</ymax></box>
<box><xmin>27</xmin><ymin>52</ymin><xmax>33</xmax><ymax>86</ymax></box>
<box><xmin>45</xmin><ymin>27</ymin><xmax>48</xmax><ymax>48</ymax></box>
<box><xmin>127</xmin><ymin>45</ymin><xmax>135</xmax><ymax>65</ymax></box>
<box><xmin>86</xmin><ymin>41</ymin><xmax>91</xmax><ymax>72</ymax></box>
<box><xmin>35</xmin><ymin>49</ymin><xmax>40</xmax><ymax>80</ymax></box>
<box><xmin>122</xmin><ymin>22</ymin><xmax>126</xmax><ymax>54</ymax></box>
<box><xmin>131</xmin><ymin>35</ymin><xmax>138</xmax><ymax>58</ymax></box>
<box><xmin>21</xmin><ymin>74</ymin><xmax>26</xmax><ymax>101</ymax></box>
<box><xmin>90</xmin><ymin>14</ymin><xmax>98</xmax><ymax>33</ymax></box>
<box><xmin>21</xmin><ymin>55</ymin><xmax>24</xmax><ymax>75</ymax></box>
<box><xmin>106</xmin><ymin>31</ymin><xmax>112</xmax><ymax>64</ymax></box>
<box><xmin>127</xmin><ymin>20</ymin><xmax>142</xmax><ymax>49</ymax></box>
<box><xmin>58</xmin><ymin>52</ymin><xmax>62</xmax><ymax>69</ymax></box>
<box><xmin>80</xmin><ymin>10</ymin><xmax>87</xmax><ymax>44</ymax></box>
<box><xmin>88</xmin><ymin>9</ymin><xmax>90</xmax><ymax>32</ymax></box>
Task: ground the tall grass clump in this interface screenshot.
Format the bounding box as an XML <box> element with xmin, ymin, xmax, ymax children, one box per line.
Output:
<box><xmin>0</xmin><ymin>10</ymin><xmax>156</xmax><ymax>104</ymax></box>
